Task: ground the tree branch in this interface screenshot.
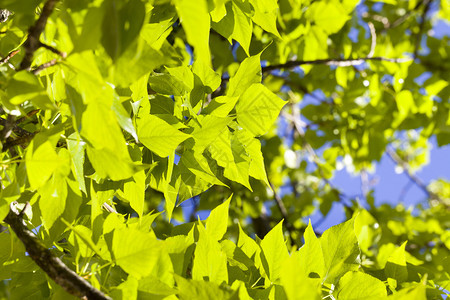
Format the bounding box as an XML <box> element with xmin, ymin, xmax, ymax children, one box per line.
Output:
<box><xmin>19</xmin><ymin>0</ymin><xmax>60</xmax><ymax>71</ymax></box>
<box><xmin>3</xmin><ymin>204</ymin><xmax>111</xmax><ymax>300</ymax></box>
<box><xmin>388</xmin><ymin>0</ymin><xmax>429</xmax><ymax>29</ymax></box>
<box><xmin>414</xmin><ymin>0</ymin><xmax>432</xmax><ymax>58</ymax></box>
<box><xmin>32</xmin><ymin>58</ymin><xmax>58</xmax><ymax>75</ymax></box>
<box><xmin>0</xmin><ymin>49</ymin><xmax>20</xmax><ymax>65</ymax></box>
<box><xmin>385</xmin><ymin>146</ymin><xmax>441</xmax><ymax>203</ymax></box>
<box><xmin>262</xmin><ymin>56</ymin><xmax>412</xmax><ymax>73</ymax></box>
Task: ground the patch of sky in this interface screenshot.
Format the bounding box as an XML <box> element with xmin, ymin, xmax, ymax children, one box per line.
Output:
<box><xmin>232</xmin><ymin>42</ymin><xmax>240</xmax><ymax>60</ymax></box>
<box><xmin>348</xmin><ymin>27</ymin><xmax>359</xmax><ymax>43</ymax></box>
<box><xmin>280</xmin><ymin>85</ymin><xmax>290</xmax><ymax>93</ymax></box>
<box><xmin>381</xmin><ymin>74</ymin><xmax>394</xmax><ymax>85</ymax></box>
<box><xmin>292</xmin><ymin>66</ymin><xmax>304</xmax><ymax>77</ymax></box>
<box><xmin>372</xmin><ymin>2</ymin><xmax>383</xmax><ymax>12</ymax></box>
<box><xmin>432</xmin><ymin>20</ymin><xmax>450</xmax><ymax>38</ymax></box>
<box><xmin>419</xmin><ymin>87</ymin><xmax>427</xmax><ymax>96</ymax></box>
<box><xmin>354</xmin><ymin>61</ymin><xmax>369</xmax><ymax>71</ymax></box>
<box><xmin>185</xmin><ymin>44</ymin><xmax>194</xmax><ymax>65</ymax></box>
<box><xmin>355</xmin><ymin>1</ymin><xmax>368</xmax><ymax>15</ymax></box>
<box><xmin>418</xmin><ymin>35</ymin><xmax>430</xmax><ymax>56</ymax></box>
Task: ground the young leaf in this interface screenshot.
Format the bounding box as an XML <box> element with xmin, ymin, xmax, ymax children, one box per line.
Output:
<box><xmin>192</xmin><ymin>223</ymin><xmax>228</xmax><ymax>284</ymax></box>
<box><xmin>320</xmin><ymin>217</ymin><xmax>360</xmax><ymax>284</ymax></box>
<box><xmin>236</xmin><ymin>84</ymin><xmax>287</xmax><ymax>136</ymax></box>
<box><xmin>137</xmin><ymin>114</ymin><xmax>190</xmax><ymax>158</ymax></box>
<box><xmin>112</xmin><ymin>228</ymin><xmax>163</xmax><ymax>279</ymax></box>
<box><xmin>259</xmin><ymin>221</ymin><xmax>289</xmax><ymax>284</ymax></box>
<box><xmin>205</xmin><ymin>195</ymin><xmax>231</xmax><ymax>241</ymax></box>
<box><xmin>335</xmin><ymin>271</ymin><xmax>387</xmax><ymax>300</ymax></box>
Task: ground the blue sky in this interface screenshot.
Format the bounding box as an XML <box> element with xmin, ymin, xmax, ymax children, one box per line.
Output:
<box><xmin>313</xmin><ymin>140</ymin><xmax>450</xmax><ymax>232</ymax></box>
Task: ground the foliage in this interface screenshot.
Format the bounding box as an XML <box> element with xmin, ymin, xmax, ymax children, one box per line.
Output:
<box><xmin>0</xmin><ymin>0</ymin><xmax>449</xmax><ymax>299</ymax></box>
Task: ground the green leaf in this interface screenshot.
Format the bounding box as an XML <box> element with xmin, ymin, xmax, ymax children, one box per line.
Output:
<box><xmin>112</xmin><ymin>228</ymin><xmax>163</xmax><ymax>279</ymax></box>
<box><xmin>212</xmin><ymin>1</ymin><xmax>253</xmax><ymax>56</ymax></box>
<box><xmin>6</xmin><ymin>71</ymin><xmax>53</xmax><ymax>109</ymax></box>
<box><xmin>26</xmin><ymin>131</ymin><xmax>65</xmax><ymax>190</ymax></box>
<box><xmin>298</xmin><ymin>220</ymin><xmax>326</xmax><ymax>279</ymax></box>
<box><xmin>101</xmin><ymin>0</ymin><xmax>146</xmax><ymax>61</ymax></box>
<box><xmin>205</xmin><ymin>195</ymin><xmax>231</xmax><ymax>241</ymax></box>
<box><xmin>148</xmin><ymin>72</ymin><xmax>191</xmax><ymax>96</ymax></box>
<box><xmin>137</xmin><ymin>114</ymin><xmax>190</xmax><ymax>158</ymax></box>
<box><xmin>82</xmin><ymin>101</ymin><xmax>136</xmax><ymax>180</ymax></box>
<box><xmin>175</xmin><ymin>0</ymin><xmax>211</xmax><ymax>63</ymax></box>
<box><xmin>203</xmin><ymin>95</ymin><xmax>240</xmax><ymax>117</ymax></box>
<box><xmin>190</xmin><ymin>115</ymin><xmax>232</xmax><ymax>152</ymax></box>
<box><xmin>320</xmin><ymin>217</ymin><xmax>360</xmax><ymax>284</ymax></box>
<box><xmin>307</xmin><ymin>0</ymin><xmax>350</xmax><ymax>34</ymax></box>
<box><xmin>260</xmin><ymin>221</ymin><xmax>289</xmax><ymax>284</ymax></box>
<box><xmin>192</xmin><ymin>223</ymin><xmax>228</xmax><ymax>284</ymax></box>
<box><xmin>166</xmin><ymin>65</ymin><xmax>195</xmax><ymax>92</ymax></box>
<box><xmin>67</xmin><ymin>133</ymin><xmax>87</xmax><ymax>194</ymax></box>
<box><xmin>280</xmin><ymin>251</ymin><xmax>321</xmax><ymax>300</ymax></box>
<box><xmin>385</xmin><ymin>241</ymin><xmax>408</xmax><ymax>283</ymax></box>
<box><xmin>175</xmin><ymin>275</ymin><xmax>237</xmax><ymax>300</ymax></box>
<box><xmin>38</xmin><ymin>174</ymin><xmax>67</xmax><ymax>230</ymax></box>
<box><xmin>236</xmin><ymin>83</ymin><xmax>287</xmax><ymax>136</ymax></box>
<box><xmin>208</xmin><ymin>129</ymin><xmax>252</xmax><ymax>190</ymax></box>
<box><xmin>227</xmin><ymin>53</ymin><xmax>262</xmax><ymax>97</ymax></box>
<box><xmin>335</xmin><ymin>271</ymin><xmax>387</xmax><ymax>300</ymax></box>
<box><xmin>121</xmin><ymin>170</ymin><xmax>146</xmax><ymax>217</ymax></box>
<box><xmin>249</xmin><ymin>0</ymin><xmax>281</xmax><ymax>38</ymax></box>
<box><xmin>235</xmin><ymin>127</ymin><xmax>269</xmax><ymax>186</ymax></box>
<box><xmin>192</xmin><ymin>59</ymin><xmax>221</xmax><ymax>93</ymax></box>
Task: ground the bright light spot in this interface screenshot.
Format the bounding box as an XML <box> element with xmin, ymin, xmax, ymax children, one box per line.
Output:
<box><xmin>395</xmin><ymin>166</ymin><xmax>404</xmax><ymax>174</ymax></box>
<box><xmin>284</xmin><ymin>149</ymin><xmax>299</xmax><ymax>168</ymax></box>
<box><xmin>398</xmin><ymin>78</ymin><xmax>404</xmax><ymax>84</ymax></box>
<box><xmin>343</xmin><ymin>154</ymin><xmax>353</xmax><ymax>165</ymax></box>
<box><xmin>363</xmin><ymin>80</ymin><xmax>370</xmax><ymax>87</ymax></box>
<box><xmin>373</xmin><ymin>223</ymin><xmax>379</xmax><ymax>229</ymax></box>
<box><xmin>333</xmin><ymin>129</ymin><xmax>339</xmax><ymax>135</ymax></box>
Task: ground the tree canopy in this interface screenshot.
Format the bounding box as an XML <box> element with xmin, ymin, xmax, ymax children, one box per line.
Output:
<box><xmin>0</xmin><ymin>0</ymin><xmax>449</xmax><ymax>299</ymax></box>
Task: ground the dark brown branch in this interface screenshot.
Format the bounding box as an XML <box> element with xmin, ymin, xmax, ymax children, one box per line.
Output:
<box><xmin>15</xmin><ymin>109</ymin><xmax>40</xmax><ymax>124</ymax></box>
<box><xmin>19</xmin><ymin>0</ymin><xmax>60</xmax><ymax>71</ymax></box>
<box><xmin>3</xmin><ymin>205</ymin><xmax>112</xmax><ymax>300</ymax></box>
<box><xmin>262</xmin><ymin>56</ymin><xmax>412</xmax><ymax>73</ymax></box>
<box><xmin>39</xmin><ymin>42</ymin><xmax>66</xmax><ymax>57</ymax></box>
<box><xmin>0</xmin><ymin>49</ymin><xmax>20</xmax><ymax>65</ymax></box>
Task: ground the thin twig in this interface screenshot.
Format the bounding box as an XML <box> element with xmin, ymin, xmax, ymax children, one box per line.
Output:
<box><xmin>388</xmin><ymin>0</ymin><xmax>428</xmax><ymax>29</ymax></box>
<box><xmin>19</xmin><ymin>0</ymin><xmax>60</xmax><ymax>71</ymax></box>
<box><xmin>15</xmin><ymin>109</ymin><xmax>40</xmax><ymax>124</ymax></box>
<box><xmin>39</xmin><ymin>42</ymin><xmax>66</xmax><ymax>57</ymax></box>
<box><xmin>267</xmin><ymin>179</ymin><xmax>298</xmax><ymax>245</ymax></box>
<box><xmin>367</xmin><ymin>22</ymin><xmax>376</xmax><ymax>58</ymax></box>
<box><xmin>4</xmin><ymin>204</ymin><xmax>111</xmax><ymax>300</ymax></box>
<box><xmin>262</xmin><ymin>56</ymin><xmax>412</xmax><ymax>73</ymax></box>
<box><xmin>0</xmin><ymin>49</ymin><xmax>20</xmax><ymax>65</ymax></box>
<box><xmin>385</xmin><ymin>146</ymin><xmax>441</xmax><ymax>202</ymax></box>
<box><xmin>362</xmin><ymin>12</ymin><xmax>390</xmax><ymax>29</ymax></box>
<box><xmin>414</xmin><ymin>0</ymin><xmax>432</xmax><ymax>58</ymax></box>
<box><xmin>284</xmin><ymin>102</ymin><xmax>353</xmax><ymax>208</ymax></box>
<box><xmin>32</xmin><ymin>58</ymin><xmax>58</xmax><ymax>75</ymax></box>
